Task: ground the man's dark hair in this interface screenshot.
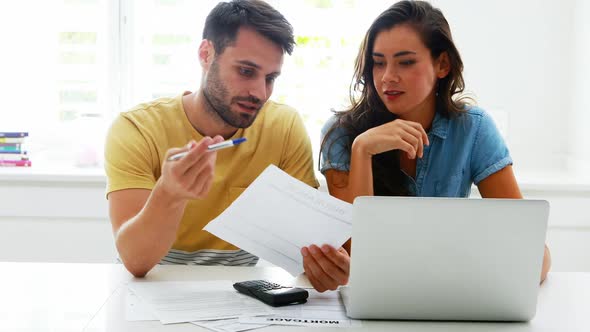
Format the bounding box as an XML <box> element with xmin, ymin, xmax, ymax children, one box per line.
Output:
<box><xmin>203</xmin><ymin>0</ymin><xmax>295</xmax><ymax>55</ymax></box>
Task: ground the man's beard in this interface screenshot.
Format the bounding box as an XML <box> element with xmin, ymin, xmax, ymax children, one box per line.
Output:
<box><xmin>202</xmin><ymin>60</ymin><xmax>262</xmax><ymax>128</ymax></box>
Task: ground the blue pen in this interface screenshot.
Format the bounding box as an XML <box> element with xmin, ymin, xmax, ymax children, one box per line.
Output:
<box><xmin>167</xmin><ymin>137</ymin><xmax>247</xmax><ymax>161</ymax></box>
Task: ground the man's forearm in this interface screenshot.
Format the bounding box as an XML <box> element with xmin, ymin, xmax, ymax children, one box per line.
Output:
<box><xmin>116</xmin><ymin>185</ymin><xmax>188</xmax><ymax>277</ymax></box>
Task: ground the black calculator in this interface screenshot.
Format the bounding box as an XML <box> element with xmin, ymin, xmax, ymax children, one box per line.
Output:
<box><xmin>233</xmin><ymin>280</ymin><xmax>309</xmax><ymax>307</ymax></box>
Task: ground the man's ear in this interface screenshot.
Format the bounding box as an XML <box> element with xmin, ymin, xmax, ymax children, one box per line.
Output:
<box><xmin>435</xmin><ymin>52</ymin><xmax>451</xmax><ymax>79</ymax></box>
<box><xmin>199</xmin><ymin>39</ymin><xmax>215</xmax><ymax>71</ymax></box>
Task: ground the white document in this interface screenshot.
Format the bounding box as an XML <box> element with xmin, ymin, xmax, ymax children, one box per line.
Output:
<box><xmin>191</xmin><ymin>318</ymin><xmax>269</xmax><ymax>332</ymax></box>
<box><xmin>205</xmin><ymin>165</ymin><xmax>352</xmax><ymax>276</ymax></box>
<box><xmin>125</xmin><ymin>289</ymin><xmax>157</xmax><ymax>321</ymax></box>
<box><xmin>239</xmin><ymin>290</ymin><xmax>362</xmax><ymax>328</ymax></box>
<box><xmin>127</xmin><ymin>281</ymin><xmax>271</xmax><ymax>324</ymax></box>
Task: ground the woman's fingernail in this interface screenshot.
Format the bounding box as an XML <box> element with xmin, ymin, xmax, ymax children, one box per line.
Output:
<box><xmin>321</xmin><ymin>245</ymin><xmax>330</xmax><ymax>253</ymax></box>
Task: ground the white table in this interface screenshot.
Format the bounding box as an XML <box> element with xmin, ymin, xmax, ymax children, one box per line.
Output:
<box><xmin>1</xmin><ymin>262</ymin><xmax>588</xmax><ymax>331</ymax></box>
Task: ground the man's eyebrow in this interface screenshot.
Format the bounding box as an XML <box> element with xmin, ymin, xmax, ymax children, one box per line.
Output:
<box><xmin>237</xmin><ymin>60</ymin><xmax>261</xmax><ymax>69</ymax></box>
<box><xmin>237</xmin><ymin>60</ymin><xmax>281</xmax><ymax>77</ymax></box>
<box><xmin>267</xmin><ymin>71</ymin><xmax>281</xmax><ymax>77</ymax></box>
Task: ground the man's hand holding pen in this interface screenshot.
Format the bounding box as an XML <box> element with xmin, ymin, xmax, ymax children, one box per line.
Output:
<box><xmin>156</xmin><ymin>136</ymin><xmax>225</xmax><ymax>202</ymax></box>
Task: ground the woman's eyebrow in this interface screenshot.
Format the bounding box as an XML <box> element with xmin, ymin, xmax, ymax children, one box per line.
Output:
<box><xmin>372</xmin><ymin>50</ymin><xmax>417</xmax><ymax>58</ymax></box>
<box><xmin>394</xmin><ymin>51</ymin><xmax>417</xmax><ymax>57</ymax></box>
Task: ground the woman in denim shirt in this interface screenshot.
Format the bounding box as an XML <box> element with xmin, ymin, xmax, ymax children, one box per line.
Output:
<box><xmin>301</xmin><ymin>0</ymin><xmax>551</xmax><ymax>292</ymax></box>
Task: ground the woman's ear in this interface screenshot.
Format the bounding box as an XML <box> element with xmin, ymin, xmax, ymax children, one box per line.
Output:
<box><xmin>435</xmin><ymin>52</ymin><xmax>451</xmax><ymax>79</ymax></box>
<box><xmin>198</xmin><ymin>39</ymin><xmax>215</xmax><ymax>71</ymax></box>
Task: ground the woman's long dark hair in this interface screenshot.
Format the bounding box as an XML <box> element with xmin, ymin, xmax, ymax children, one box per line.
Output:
<box><xmin>321</xmin><ymin>0</ymin><xmax>471</xmax><ymax>196</ymax></box>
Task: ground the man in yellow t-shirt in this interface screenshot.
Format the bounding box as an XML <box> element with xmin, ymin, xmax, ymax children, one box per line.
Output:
<box><xmin>104</xmin><ymin>0</ymin><xmax>318</xmax><ymax>277</ymax></box>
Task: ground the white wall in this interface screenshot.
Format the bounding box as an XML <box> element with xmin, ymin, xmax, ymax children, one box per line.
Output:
<box><xmin>432</xmin><ymin>0</ymin><xmax>576</xmax><ymax>174</ymax></box>
<box><xmin>0</xmin><ymin>176</ymin><xmax>115</xmax><ymax>263</ymax></box>
<box><xmin>0</xmin><ymin>174</ymin><xmax>589</xmax><ymax>272</ymax></box>
<box><xmin>571</xmin><ymin>0</ymin><xmax>590</xmax><ymax>174</ymax></box>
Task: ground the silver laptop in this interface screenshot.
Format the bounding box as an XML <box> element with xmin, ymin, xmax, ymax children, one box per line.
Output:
<box><xmin>341</xmin><ymin>196</ymin><xmax>549</xmax><ymax>322</ymax></box>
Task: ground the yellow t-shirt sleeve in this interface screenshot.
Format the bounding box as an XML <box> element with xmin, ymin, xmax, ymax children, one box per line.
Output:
<box><xmin>104</xmin><ymin>115</ymin><xmax>157</xmax><ymax>197</ymax></box>
<box><xmin>279</xmin><ymin>112</ymin><xmax>320</xmax><ymax>189</ymax></box>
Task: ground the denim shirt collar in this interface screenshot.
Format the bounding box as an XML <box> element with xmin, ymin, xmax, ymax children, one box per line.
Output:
<box><xmin>429</xmin><ymin>111</ymin><xmax>449</xmax><ymax>139</ymax></box>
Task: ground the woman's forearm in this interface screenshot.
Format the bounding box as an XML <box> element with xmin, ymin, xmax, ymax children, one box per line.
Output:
<box><xmin>540</xmin><ymin>245</ymin><xmax>551</xmax><ymax>283</ymax></box>
<box><xmin>344</xmin><ymin>138</ymin><xmax>375</xmax><ymax>203</ymax></box>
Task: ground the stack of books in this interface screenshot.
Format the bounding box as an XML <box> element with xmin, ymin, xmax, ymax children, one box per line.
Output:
<box><xmin>0</xmin><ymin>132</ymin><xmax>31</xmax><ymax>167</ymax></box>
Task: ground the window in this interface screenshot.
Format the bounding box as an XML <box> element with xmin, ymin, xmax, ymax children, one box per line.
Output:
<box><xmin>1</xmin><ymin>0</ymin><xmax>588</xmax><ymax>183</ymax></box>
<box><xmin>1</xmin><ymin>0</ymin><xmax>113</xmax><ymax>169</ymax></box>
